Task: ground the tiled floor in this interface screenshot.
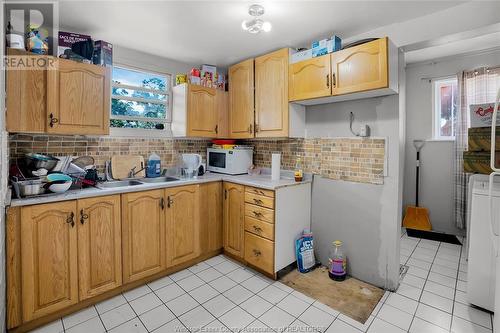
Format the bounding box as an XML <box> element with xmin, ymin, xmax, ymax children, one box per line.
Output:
<box><xmin>30</xmin><ymin>231</ymin><xmax>493</xmax><ymax>333</ymax></box>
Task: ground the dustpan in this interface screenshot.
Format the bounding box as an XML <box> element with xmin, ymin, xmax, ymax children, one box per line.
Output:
<box><xmin>403</xmin><ymin>140</ymin><xmax>432</xmax><ymax>231</ymax></box>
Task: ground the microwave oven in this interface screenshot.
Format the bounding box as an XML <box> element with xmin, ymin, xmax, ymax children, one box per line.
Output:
<box><xmin>207</xmin><ymin>147</ymin><xmax>253</xmax><ymax>175</ymax></box>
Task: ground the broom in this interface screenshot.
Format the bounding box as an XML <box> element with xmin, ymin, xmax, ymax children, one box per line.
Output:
<box><xmin>403</xmin><ymin>140</ymin><xmax>432</xmax><ymax>231</ymax></box>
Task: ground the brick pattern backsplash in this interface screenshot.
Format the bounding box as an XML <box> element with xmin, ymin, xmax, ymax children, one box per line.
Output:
<box><xmin>9</xmin><ymin>135</ymin><xmax>385</xmax><ymax>185</ymax></box>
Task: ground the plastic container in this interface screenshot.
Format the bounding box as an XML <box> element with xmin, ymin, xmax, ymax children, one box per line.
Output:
<box><xmin>146</xmin><ymin>153</ymin><xmax>161</xmax><ymax>178</ymax></box>
<box><xmin>295</xmin><ymin>229</ymin><xmax>316</xmax><ymax>273</ymax></box>
<box><xmin>328</xmin><ymin>240</ymin><xmax>347</xmax><ymax>281</ymax></box>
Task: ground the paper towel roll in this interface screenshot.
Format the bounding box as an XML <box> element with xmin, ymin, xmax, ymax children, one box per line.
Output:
<box><xmin>272</xmin><ymin>153</ymin><xmax>281</xmax><ymax>181</ymax></box>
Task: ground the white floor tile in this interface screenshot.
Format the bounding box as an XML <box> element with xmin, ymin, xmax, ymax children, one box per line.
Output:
<box><xmin>455</xmin><ymin>290</ymin><xmax>469</xmax><ymax>305</ymax></box>
<box><xmin>108</xmin><ymin>317</ymin><xmax>147</xmax><ymax>333</ymax></box>
<box><xmin>313</xmin><ymin>301</ymin><xmax>340</xmax><ymax>317</ymax></box>
<box><xmin>30</xmin><ymin>319</ymin><xmax>64</xmax><ymax>333</ymax></box>
<box><xmin>367</xmin><ymin>318</ymin><xmax>406</xmax><ymax>333</ymax></box>
<box><xmin>415</xmin><ymin>303</ymin><xmax>452</xmax><ymax>330</ymax></box>
<box><xmin>431</xmin><ymin>265</ymin><xmax>458</xmax><ymax>279</ymax></box>
<box><xmin>411</xmin><ymin>252</ymin><xmax>435</xmax><ymax>263</ymax></box>
<box><xmin>202</xmin><ymin>319</ymin><xmax>229</xmax><ymax>333</ymax></box>
<box><xmin>62</xmin><ymin>306</ymin><xmax>98</xmax><ymax>329</ymax></box>
<box><xmin>402</xmin><ymin>274</ymin><xmax>426</xmax><ymax>289</ymax></box>
<box><xmin>152</xmin><ymin>319</ymin><xmax>185</xmax><ymax>333</ymax></box>
<box><xmin>458</xmin><ymin>271</ymin><xmax>468</xmax><ymax>282</ymax></box>
<box><xmin>100</xmin><ymin>303</ymin><xmax>136</xmax><ymax>330</ymax></box>
<box><xmin>204</xmin><ymin>255</ymin><xmax>227</xmax><ymax>266</ymax></box>
<box><xmin>197</xmin><ymin>267</ymin><xmax>223</xmax><ymax>283</ymax></box>
<box><xmin>327</xmin><ymin>319</ymin><xmax>363</xmax><ymax>333</ymax></box>
<box><xmin>241</xmin><ymin>294</ymin><xmax>274</xmax><ymax>317</ymax></box>
<box><xmin>273</xmin><ymin>281</ymin><xmax>294</xmax><ymax>293</ymax></box>
<box><xmin>219</xmin><ymin>306</ymin><xmax>255</xmax><ymax>331</ymax></box>
<box><xmin>213</xmin><ymin>260</ymin><xmax>241</xmax><ymax>274</ymax></box>
<box><xmin>428</xmin><ymin>271</ymin><xmax>457</xmax><ymax>289</ymax></box>
<box><xmin>424</xmin><ymin>280</ymin><xmax>455</xmax><ymax>300</ymax></box>
<box><xmin>453</xmin><ymin>302</ymin><xmax>492</xmax><ymax>329</ymax></box>
<box><xmin>223</xmin><ymin>285</ymin><xmax>254</xmax><ymax>305</ymax></box>
<box><xmin>139</xmin><ymin>305</ymin><xmax>176</xmax><ymax>332</ymax></box>
<box><xmin>276</xmin><ymin>294</ymin><xmax>309</xmax><ymax>317</ymax></box>
<box><xmin>257</xmin><ymin>284</ymin><xmax>288</xmax><ymax>305</ymax></box>
<box><xmin>176</xmin><ymin>274</ymin><xmax>205</xmax><ymax>291</ymax></box>
<box><xmin>291</xmin><ymin>290</ymin><xmax>316</xmax><ymax>304</ymax></box>
<box><xmin>456</xmin><ymin>280</ymin><xmax>467</xmax><ymax>292</ymax></box>
<box><xmin>298</xmin><ymin>305</ymin><xmax>336</xmax><ymax>332</ymax></box>
<box><xmin>179</xmin><ymin>305</ymin><xmax>216</xmax><ymax>331</ymax></box>
<box><xmin>123</xmin><ymin>285</ymin><xmax>151</xmax><ymax>302</ymax></box>
<box><xmin>385</xmin><ymin>293</ymin><xmax>418</xmax><ymax>315</ymax></box>
<box><xmin>410</xmin><ymin>317</ymin><xmax>449</xmax><ymax>333</ymax></box>
<box><xmin>188</xmin><ymin>261</ymin><xmax>210</xmax><ymax>274</ymax></box>
<box><xmin>226</xmin><ymin>267</ymin><xmax>255</xmax><ymax>283</ymax></box>
<box><xmin>420</xmin><ymin>291</ymin><xmax>454</xmax><ymax>313</ymax></box>
<box><xmin>243</xmin><ymin>319</ymin><xmax>271</xmax><ymax>332</ymax></box>
<box><xmin>376</xmin><ymin>303</ymin><xmax>413</xmax><ymax>331</ymax></box>
<box><xmin>65</xmin><ymin>317</ymin><xmax>105</xmax><ymax>333</ymax></box>
<box><xmin>209</xmin><ymin>275</ymin><xmax>238</xmax><ymax>293</ymax></box>
<box><xmin>240</xmin><ymin>275</ymin><xmax>270</xmax><ymax>293</ymax></box>
<box><xmin>169</xmin><ymin>268</ymin><xmax>193</xmax><ymax>282</ymax></box>
<box><xmin>154</xmin><ymin>283</ymin><xmax>185</xmax><ymax>303</ymax></box>
<box><xmin>406</xmin><ymin>265</ymin><xmax>429</xmax><ymax>279</ymax></box>
<box><xmin>396</xmin><ymin>282</ymin><xmax>422</xmax><ymax>301</ymax></box>
<box><xmin>203</xmin><ymin>294</ymin><xmax>236</xmax><ymax>317</ymax></box>
<box><xmin>260</xmin><ymin>306</ymin><xmax>295</xmax><ymax>331</ymax></box>
<box><xmin>165</xmin><ymin>293</ymin><xmax>198</xmax><ymax>316</ymax></box>
<box><xmin>338</xmin><ymin>314</ymin><xmax>374</xmax><ymax>332</ymax></box>
<box><xmin>129</xmin><ymin>292</ymin><xmax>162</xmax><ymax>315</ymax></box>
<box><xmin>95</xmin><ymin>294</ymin><xmax>127</xmax><ymax>314</ymax></box>
<box><xmin>434</xmin><ymin>258</ymin><xmax>459</xmax><ymax>270</ymax></box>
<box><xmin>189</xmin><ymin>283</ymin><xmax>219</xmax><ymax>303</ymax></box>
<box><xmin>451</xmin><ymin>315</ymin><xmax>492</xmax><ymax>333</ymax></box>
<box><xmin>147</xmin><ymin>275</ymin><xmax>174</xmax><ymax>291</ymax></box>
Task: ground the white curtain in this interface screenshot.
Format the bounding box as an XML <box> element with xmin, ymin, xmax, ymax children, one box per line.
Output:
<box><xmin>454</xmin><ymin>67</ymin><xmax>500</xmax><ymax>229</ymax></box>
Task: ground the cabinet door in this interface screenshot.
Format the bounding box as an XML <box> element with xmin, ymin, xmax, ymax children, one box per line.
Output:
<box><xmin>122</xmin><ymin>190</ymin><xmax>166</xmax><ymax>283</ymax></box>
<box><xmin>216</xmin><ymin>91</ymin><xmax>229</xmax><ymax>138</ymax></box>
<box><xmin>77</xmin><ymin>195</ymin><xmax>122</xmax><ymax>300</ymax></box>
<box><xmin>200</xmin><ymin>182</ymin><xmax>223</xmax><ymax>253</ymax></box>
<box><xmin>289</xmin><ymin>54</ymin><xmax>331</xmax><ymax>101</ymax></box>
<box><xmin>21</xmin><ymin>201</ymin><xmax>78</xmax><ymax>321</ymax></box>
<box><xmin>255</xmin><ymin>48</ymin><xmax>289</xmax><ymax>138</ymax></box>
<box><xmin>166</xmin><ymin>185</ymin><xmax>200</xmax><ymax>266</ymax></box>
<box><xmin>187</xmin><ymin>85</ymin><xmax>218</xmax><ymax>137</ymax></box>
<box><xmin>47</xmin><ymin>58</ymin><xmax>110</xmax><ymax>135</ymax></box>
<box><xmin>331</xmin><ymin>37</ymin><xmax>388</xmax><ymax>96</ymax></box>
<box><xmin>229</xmin><ymin>59</ymin><xmax>254</xmax><ymax>138</ymax></box>
<box><xmin>6</xmin><ymin>49</ymin><xmax>46</xmax><ymax>133</ymax></box>
<box><xmin>223</xmin><ymin>182</ymin><xmax>245</xmax><ymax>259</ymax></box>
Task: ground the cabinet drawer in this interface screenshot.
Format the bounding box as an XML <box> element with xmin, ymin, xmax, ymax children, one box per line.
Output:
<box><xmin>245</xmin><ymin>204</ymin><xmax>274</xmax><ymax>223</ymax></box>
<box><xmin>244</xmin><ymin>232</ymin><xmax>274</xmax><ymax>274</ymax></box>
<box><xmin>245</xmin><ymin>187</ymin><xmax>274</xmax><ymax>198</ymax></box>
<box><xmin>245</xmin><ymin>192</ymin><xmax>274</xmax><ymax>209</ymax></box>
<box><xmin>245</xmin><ymin>216</ymin><xmax>274</xmax><ymax>241</ymax></box>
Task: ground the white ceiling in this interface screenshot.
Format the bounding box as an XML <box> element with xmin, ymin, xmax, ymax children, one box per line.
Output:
<box><xmin>59</xmin><ymin>0</ymin><xmax>465</xmax><ymax>66</ymax></box>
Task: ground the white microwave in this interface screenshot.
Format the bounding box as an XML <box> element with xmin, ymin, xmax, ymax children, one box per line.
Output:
<box><xmin>207</xmin><ymin>147</ymin><xmax>253</xmax><ymax>175</ymax></box>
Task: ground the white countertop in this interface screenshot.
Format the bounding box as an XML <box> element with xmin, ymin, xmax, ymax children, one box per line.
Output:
<box><xmin>9</xmin><ymin>171</ymin><xmax>312</xmax><ymax>207</ymax></box>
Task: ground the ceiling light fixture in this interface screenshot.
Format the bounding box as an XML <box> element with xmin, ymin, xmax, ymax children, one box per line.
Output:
<box><xmin>242</xmin><ymin>4</ymin><xmax>272</xmax><ymax>34</ymax></box>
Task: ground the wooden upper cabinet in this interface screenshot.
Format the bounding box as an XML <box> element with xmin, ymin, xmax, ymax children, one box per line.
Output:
<box><xmin>216</xmin><ymin>90</ymin><xmax>229</xmax><ymax>138</ymax></box>
<box><xmin>187</xmin><ymin>84</ymin><xmax>218</xmax><ymax>137</ymax></box>
<box><xmin>331</xmin><ymin>37</ymin><xmax>388</xmax><ymax>96</ymax></box>
<box><xmin>20</xmin><ymin>201</ymin><xmax>78</xmax><ymax>321</ymax></box>
<box><xmin>229</xmin><ymin>58</ymin><xmax>255</xmax><ymax>138</ymax></box>
<box><xmin>47</xmin><ymin>58</ymin><xmax>110</xmax><ymax>135</ymax></box>
<box><xmin>6</xmin><ymin>49</ymin><xmax>47</xmax><ymax>133</ymax></box>
<box><xmin>255</xmin><ymin>48</ymin><xmax>289</xmax><ymax>138</ymax></box>
<box><xmin>122</xmin><ymin>190</ymin><xmax>166</xmax><ymax>283</ymax></box>
<box><xmin>289</xmin><ymin>54</ymin><xmax>331</xmax><ymax>101</ymax></box>
<box><xmin>77</xmin><ymin>195</ymin><xmax>122</xmax><ymax>300</ymax></box>
<box><xmin>223</xmin><ymin>182</ymin><xmax>245</xmax><ymax>259</ymax></box>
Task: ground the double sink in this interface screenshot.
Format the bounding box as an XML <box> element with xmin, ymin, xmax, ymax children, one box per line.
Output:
<box><xmin>96</xmin><ymin>176</ymin><xmax>180</xmax><ymax>189</ymax></box>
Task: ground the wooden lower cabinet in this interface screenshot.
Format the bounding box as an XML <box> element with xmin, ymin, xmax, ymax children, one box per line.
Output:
<box><xmin>200</xmin><ymin>182</ymin><xmax>223</xmax><ymax>253</ymax></box>
<box><xmin>122</xmin><ymin>190</ymin><xmax>166</xmax><ymax>283</ymax></box>
<box><xmin>223</xmin><ymin>182</ymin><xmax>245</xmax><ymax>259</ymax></box>
<box><xmin>77</xmin><ymin>195</ymin><xmax>122</xmax><ymax>300</ymax></box>
<box><xmin>244</xmin><ymin>232</ymin><xmax>274</xmax><ymax>274</ymax></box>
<box><xmin>20</xmin><ymin>201</ymin><xmax>79</xmax><ymax>322</ymax></box>
<box><xmin>165</xmin><ymin>185</ymin><xmax>201</xmax><ymax>266</ymax></box>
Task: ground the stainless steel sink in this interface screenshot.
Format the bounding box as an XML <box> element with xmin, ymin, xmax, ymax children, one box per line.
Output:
<box><xmin>139</xmin><ymin>176</ymin><xmax>179</xmax><ymax>183</ymax></box>
<box><xmin>97</xmin><ymin>180</ymin><xmax>144</xmax><ymax>188</ymax></box>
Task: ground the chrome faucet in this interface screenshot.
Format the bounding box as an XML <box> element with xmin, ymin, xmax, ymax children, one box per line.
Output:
<box><xmin>129</xmin><ymin>162</ymin><xmax>145</xmax><ymax>178</ymax></box>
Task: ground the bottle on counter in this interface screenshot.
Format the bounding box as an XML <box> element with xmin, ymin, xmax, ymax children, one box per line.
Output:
<box><xmin>294</xmin><ymin>156</ymin><xmax>303</xmax><ymax>182</ymax></box>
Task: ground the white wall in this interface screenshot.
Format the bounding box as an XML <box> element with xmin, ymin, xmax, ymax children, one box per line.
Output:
<box><xmin>306</xmin><ymin>86</ymin><xmax>403</xmax><ymax>289</ymax></box>
<box><xmin>404</xmin><ymin>48</ymin><xmax>500</xmax><ymax>236</ymax></box>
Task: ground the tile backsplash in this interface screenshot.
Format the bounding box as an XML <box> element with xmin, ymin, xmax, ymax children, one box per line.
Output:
<box><xmin>9</xmin><ymin>134</ymin><xmax>385</xmax><ymax>185</ymax></box>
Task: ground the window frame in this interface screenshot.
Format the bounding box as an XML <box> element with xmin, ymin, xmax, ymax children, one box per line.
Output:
<box><xmin>432</xmin><ymin>76</ymin><xmax>458</xmax><ymax>141</ymax></box>
<box><xmin>109</xmin><ymin>63</ymin><xmax>173</xmax><ymax>138</ymax></box>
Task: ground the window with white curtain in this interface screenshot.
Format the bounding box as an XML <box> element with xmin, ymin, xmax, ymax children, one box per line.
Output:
<box><xmin>433</xmin><ymin>77</ymin><xmax>458</xmax><ymax>140</ymax></box>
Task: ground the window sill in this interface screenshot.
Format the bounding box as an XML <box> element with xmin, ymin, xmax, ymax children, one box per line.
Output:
<box><xmin>109</xmin><ymin>127</ymin><xmax>173</xmax><ymax>138</ymax></box>
<box><xmin>426</xmin><ymin>138</ymin><xmax>455</xmax><ymax>142</ymax></box>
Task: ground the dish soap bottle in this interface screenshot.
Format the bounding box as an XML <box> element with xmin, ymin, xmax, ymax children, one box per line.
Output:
<box><xmin>328</xmin><ymin>240</ymin><xmax>347</xmax><ymax>281</ymax></box>
<box><xmin>146</xmin><ymin>153</ymin><xmax>161</xmax><ymax>178</ymax></box>
<box><xmin>294</xmin><ymin>156</ymin><xmax>303</xmax><ymax>182</ymax></box>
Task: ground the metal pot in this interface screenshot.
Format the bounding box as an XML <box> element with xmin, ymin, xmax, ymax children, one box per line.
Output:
<box><xmin>25</xmin><ymin>153</ymin><xmax>59</xmax><ymax>171</ymax></box>
<box><xmin>17</xmin><ymin>179</ymin><xmax>45</xmax><ymax>196</ymax></box>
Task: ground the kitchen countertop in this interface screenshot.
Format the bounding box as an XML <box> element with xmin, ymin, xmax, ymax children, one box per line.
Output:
<box><xmin>9</xmin><ymin>170</ymin><xmax>312</xmax><ymax>207</ymax></box>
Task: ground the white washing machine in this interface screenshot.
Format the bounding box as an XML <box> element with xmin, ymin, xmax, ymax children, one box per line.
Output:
<box><xmin>467</xmin><ymin>178</ymin><xmax>500</xmax><ymax>311</ymax></box>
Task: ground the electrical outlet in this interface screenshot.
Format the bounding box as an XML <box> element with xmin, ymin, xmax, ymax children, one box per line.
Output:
<box><xmin>359</xmin><ymin>125</ymin><xmax>369</xmax><ymax>137</ymax></box>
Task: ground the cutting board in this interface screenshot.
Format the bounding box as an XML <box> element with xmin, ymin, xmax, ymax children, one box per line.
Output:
<box><xmin>111</xmin><ymin>155</ymin><xmax>145</xmax><ymax>179</ymax></box>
